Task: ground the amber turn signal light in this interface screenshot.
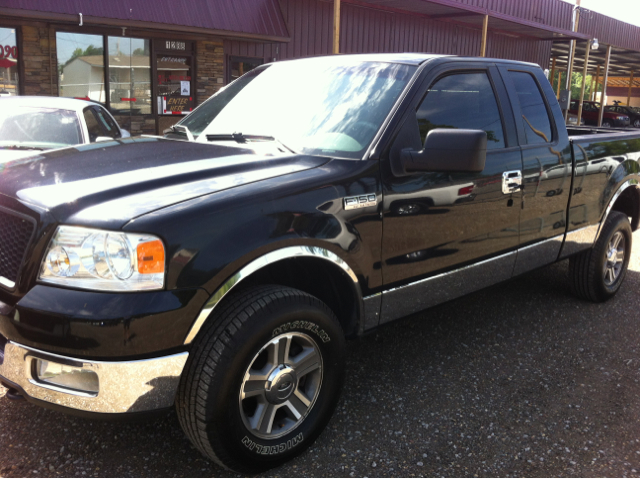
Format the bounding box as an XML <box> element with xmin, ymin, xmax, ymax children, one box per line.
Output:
<box><xmin>137</xmin><ymin>240</ymin><xmax>165</xmax><ymax>274</ymax></box>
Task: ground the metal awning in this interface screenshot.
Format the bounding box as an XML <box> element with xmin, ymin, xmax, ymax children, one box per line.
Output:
<box><xmin>551</xmin><ymin>41</ymin><xmax>640</xmax><ymax>78</ymax></box>
<box><xmin>0</xmin><ymin>0</ymin><xmax>290</xmax><ymax>43</ymax></box>
<box><xmin>345</xmin><ymin>0</ymin><xmax>591</xmax><ymax>41</ymax></box>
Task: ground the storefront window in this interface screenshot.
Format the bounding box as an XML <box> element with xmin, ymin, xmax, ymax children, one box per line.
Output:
<box><xmin>228</xmin><ymin>56</ymin><xmax>263</xmax><ymax>83</ymax></box>
<box><xmin>56</xmin><ymin>32</ymin><xmax>105</xmax><ymax>102</ymax></box>
<box><xmin>0</xmin><ymin>27</ymin><xmax>19</xmax><ymax>96</ymax></box>
<box><xmin>108</xmin><ymin>37</ymin><xmax>151</xmax><ymax>114</ymax></box>
<box><xmin>157</xmin><ymin>54</ymin><xmax>193</xmax><ymax>114</ymax></box>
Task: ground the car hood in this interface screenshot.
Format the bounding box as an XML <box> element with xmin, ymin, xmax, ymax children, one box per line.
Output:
<box><xmin>0</xmin><ymin>149</ymin><xmax>46</xmax><ymax>162</ymax></box>
<box><xmin>0</xmin><ymin>137</ymin><xmax>330</xmax><ymax>228</ymax></box>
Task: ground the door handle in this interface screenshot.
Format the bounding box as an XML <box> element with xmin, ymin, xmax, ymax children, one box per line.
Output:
<box><xmin>502</xmin><ymin>170</ymin><xmax>522</xmax><ymax>195</ymax></box>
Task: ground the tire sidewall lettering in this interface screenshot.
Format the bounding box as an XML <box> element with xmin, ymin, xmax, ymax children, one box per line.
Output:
<box><xmin>242</xmin><ymin>433</ymin><xmax>304</xmax><ymax>455</ymax></box>
<box><xmin>272</xmin><ymin>320</ymin><xmax>331</xmax><ymax>343</ymax></box>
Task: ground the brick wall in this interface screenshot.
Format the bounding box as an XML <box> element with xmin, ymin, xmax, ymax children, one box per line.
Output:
<box><xmin>113</xmin><ymin>114</ymin><xmax>156</xmax><ymax>136</ymax></box>
<box><xmin>195</xmin><ymin>40</ymin><xmax>224</xmax><ymax>106</ymax></box>
<box><xmin>21</xmin><ymin>25</ymin><xmax>57</xmax><ymax>96</ymax></box>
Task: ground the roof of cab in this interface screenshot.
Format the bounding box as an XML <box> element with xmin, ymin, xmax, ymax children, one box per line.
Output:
<box><xmin>0</xmin><ymin>95</ymin><xmax>97</xmax><ymax>113</ymax></box>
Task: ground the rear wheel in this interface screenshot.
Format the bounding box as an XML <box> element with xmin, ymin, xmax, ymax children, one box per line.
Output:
<box><xmin>602</xmin><ymin>120</ymin><xmax>612</xmax><ymax>128</ymax></box>
<box><xmin>176</xmin><ymin>285</ymin><xmax>345</xmax><ymax>473</ymax></box>
<box><xmin>569</xmin><ymin>211</ymin><xmax>632</xmax><ymax>302</ymax></box>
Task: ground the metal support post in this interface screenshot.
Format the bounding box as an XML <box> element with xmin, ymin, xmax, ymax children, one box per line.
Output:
<box><xmin>628</xmin><ymin>70</ymin><xmax>635</xmax><ymax>106</ymax></box>
<box><xmin>480</xmin><ymin>15</ymin><xmax>488</xmax><ymax>57</ymax></box>
<box><xmin>576</xmin><ymin>42</ymin><xmax>590</xmax><ymax>126</ymax></box>
<box><xmin>598</xmin><ymin>45</ymin><xmax>612</xmax><ymax>127</ymax></box>
<box><xmin>333</xmin><ymin>0</ymin><xmax>341</xmax><ymax>54</ymax></box>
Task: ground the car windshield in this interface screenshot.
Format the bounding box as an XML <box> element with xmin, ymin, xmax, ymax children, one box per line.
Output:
<box><xmin>0</xmin><ymin>106</ymin><xmax>82</xmax><ymax>149</ymax></box>
<box><xmin>178</xmin><ymin>59</ymin><xmax>416</xmax><ymax>159</ymax></box>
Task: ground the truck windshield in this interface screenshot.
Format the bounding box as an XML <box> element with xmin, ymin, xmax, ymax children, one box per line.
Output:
<box><xmin>178</xmin><ymin>59</ymin><xmax>416</xmax><ymax>159</ymax></box>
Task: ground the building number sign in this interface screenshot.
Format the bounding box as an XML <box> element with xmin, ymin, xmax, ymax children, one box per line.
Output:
<box><xmin>0</xmin><ymin>45</ymin><xmax>18</xmax><ymax>59</ymax></box>
<box><xmin>165</xmin><ymin>41</ymin><xmax>186</xmax><ymax>51</ymax></box>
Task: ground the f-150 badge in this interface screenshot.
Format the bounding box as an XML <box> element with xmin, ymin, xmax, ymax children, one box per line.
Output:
<box><xmin>344</xmin><ymin>194</ymin><xmax>377</xmax><ymax>210</ymax></box>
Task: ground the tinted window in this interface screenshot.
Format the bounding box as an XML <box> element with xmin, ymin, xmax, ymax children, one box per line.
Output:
<box><xmin>94</xmin><ymin>107</ymin><xmax>120</xmax><ymax>138</ymax></box>
<box><xmin>416</xmin><ymin>72</ymin><xmax>505</xmax><ymax>149</ymax></box>
<box><xmin>509</xmin><ymin>71</ymin><xmax>553</xmax><ymax>144</ymax></box>
<box><xmin>83</xmin><ymin>108</ymin><xmax>107</xmax><ymax>142</ymax></box>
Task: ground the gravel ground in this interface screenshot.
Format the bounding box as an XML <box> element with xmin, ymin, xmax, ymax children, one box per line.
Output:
<box><xmin>3</xmin><ymin>232</ymin><xmax>640</xmax><ymax>477</ymax></box>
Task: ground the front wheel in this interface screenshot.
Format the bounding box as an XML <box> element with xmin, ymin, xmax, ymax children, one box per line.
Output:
<box><xmin>602</xmin><ymin>120</ymin><xmax>612</xmax><ymax>128</ymax></box>
<box><xmin>633</xmin><ymin>119</ymin><xmax>640</xmax><ymax>128</ymax></box>
<box><xmin>176</xmin><ymin>285</ymin><xmax>346</xmax><ymax>473</ymax></box>
<box><xmin>569</xmin><ymin>211</ymin><xmax>632</xmax><ymax>302</ymax></box>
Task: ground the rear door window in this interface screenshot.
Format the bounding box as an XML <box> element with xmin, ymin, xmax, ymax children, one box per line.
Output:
<box><xmin>507</xmin><ymin>71</ymin><xmax>553</xmax><ymax>145</ymax></box>
<box><xmin>93</xmin><ymin>107</ymin><xmax>121</xmax><ymax>139</ymax></box>
<box><xmin>416</xmin><ymin>72</ymin><xmax>505</xmax><ymax>149</ymax></box>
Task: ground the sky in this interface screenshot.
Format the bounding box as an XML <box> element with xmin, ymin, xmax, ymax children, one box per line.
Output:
<box><xmin>565</xmin><ymin>0</ymin><xmax>640</xmax><ymax>27</ymax></box>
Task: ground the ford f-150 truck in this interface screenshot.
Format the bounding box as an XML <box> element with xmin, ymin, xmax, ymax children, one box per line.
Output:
<box><xmin>1</xmin><ymin>54</ymin><xmax>640</xmax><ymax>473</ymax></box>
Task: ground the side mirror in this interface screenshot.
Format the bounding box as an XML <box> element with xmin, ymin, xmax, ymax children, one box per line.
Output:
<box><xmin>95</xmin><ymin>136</ymin><xmax>114</xmax><ymax>143</ymax></box>
<box><xmin>401</xmin><ymin>129</ymin><xmax>487</xmax><ymax>173</ymax></box>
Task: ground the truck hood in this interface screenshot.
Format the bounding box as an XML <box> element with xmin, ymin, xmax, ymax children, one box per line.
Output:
<box><xmin>0</xmin><ymin>137</ymin><xmax>330</xmax><ymax>228</ymax></box>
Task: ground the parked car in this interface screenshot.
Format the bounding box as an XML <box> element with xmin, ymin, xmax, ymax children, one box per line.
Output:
<box><xmin>2</xmin><ymin>54</ymin><xmax>640</xmax><ymax>473</ymax></box>
<box><xmin>605</xmin><ymin>104</ymin><xmax>640</xmax><ymax>128</ymax></box>
<box><xmin>569</xmin><ymin>100</ymin><xmax>630</xmax><ymax>127</ymax></box>
<box><xmin>0</xmin><ymin>96</ymin><xmax>130</xmax><ymax>161</ymax></box>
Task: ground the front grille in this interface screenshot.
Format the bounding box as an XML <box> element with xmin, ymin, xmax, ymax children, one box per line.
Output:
<box><xmin>0</xmin><ymin>209</ymin><xmax>35</xmax><ymax>286</ymax></box>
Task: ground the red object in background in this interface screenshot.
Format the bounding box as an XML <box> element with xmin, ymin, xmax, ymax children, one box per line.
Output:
<box><xmin>0</xmin><ymin>58</ymin><xmax>16</xmax><ymax>68</ymax></box>
<box><xmin>74</xmin><ymin>96</ymin><xmax>90</xmax><ymax>101</ymax></box>
<box><xmin>120</xmin><ymin>98</ymin><xmax>137</xmax><ymax>102</ymax></box>
<box><xmin>458</xmin><ymin>185</ymin><xmax>474</xmax><ymax>196</ymax></box>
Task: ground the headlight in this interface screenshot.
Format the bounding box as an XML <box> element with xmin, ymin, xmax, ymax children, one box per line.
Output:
<box><xmin>618</xmin><ymin>116</ymin><xmax>626</xmax><ymax>120</ymax></box>
<box><xmin>39</xmin><ymin>226</ymin><xmax>165</xmax><ymax>291</ymax></box>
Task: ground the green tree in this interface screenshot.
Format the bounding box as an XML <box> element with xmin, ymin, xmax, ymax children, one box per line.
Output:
<box><xmin>549</xmin><ymin>70</ymin><xmax>595</xmax><ymax>101</ymax></box>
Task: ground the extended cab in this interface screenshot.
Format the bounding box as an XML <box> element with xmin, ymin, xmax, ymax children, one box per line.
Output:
<box><xmin>1</xmin><ymin>54</ymin><xmax>640</xmax><ymax>473</ymax></box>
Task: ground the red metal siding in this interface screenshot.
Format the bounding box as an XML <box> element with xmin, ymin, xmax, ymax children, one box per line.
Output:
<box><xmin>225</xmin><ymin>0</ymin><xmax>551</xmax><ymax>67</ymax></box>
<box><xmin>455</xmin><ymin>0</ymin><xmax>572</xmax><ymax>30</ymax></box>
<box><xmin>578</xmin><ymin>10</ymin><xmax>640</xmax><ymax>52</ymax></box>
<box><xmin>1</xmin><ymin>0</ymin><xmax>289</xmax><ymax>38</ymax></box>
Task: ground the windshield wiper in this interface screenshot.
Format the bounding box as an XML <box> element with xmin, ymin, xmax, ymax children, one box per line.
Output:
<box><xmin>205</xmin><ymin>132</ymin><xmax>296</xmax><ymax>153</ymax></box>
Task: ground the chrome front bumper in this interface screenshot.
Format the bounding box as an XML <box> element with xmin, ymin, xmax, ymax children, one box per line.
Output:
<box><xmin>0</xmin><ymin>340</ymin><xmax>188</xmax><ymax>413</ymax></box>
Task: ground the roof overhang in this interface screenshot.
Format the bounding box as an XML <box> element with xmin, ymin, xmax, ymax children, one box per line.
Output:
<box><xmin>551</xmin><ymin>41</ymin><xmax>640</xmax><ymax>79</ymax></box>
<box><xmin>0</xmin><ymin>3</ymin><xmax>290</xmax><ymax>44</ymax></box>
<box><xmin>344</xmin><ymin>0</ymin><xmax>591</xmax><ymax>41</ymax></box>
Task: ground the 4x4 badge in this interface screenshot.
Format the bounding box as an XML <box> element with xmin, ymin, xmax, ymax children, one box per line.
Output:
<box><xmin>344</xmin><ymin>194</ymin><xmax>377</xmax><ymax>211</ymax></box>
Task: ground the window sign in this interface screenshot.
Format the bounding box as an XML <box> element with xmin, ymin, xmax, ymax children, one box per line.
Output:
<box><xmin>56</xmin><ymin>32</ymin><xmax>105</xmax><ymax>102</ymax></box>
<box><xmin>0</xmin><ymin>27</ymin><xmax>18</xmax><ymax>96</ymax></box>
<box><xmin>157</xmin><ymin>54</ymin><xmax>193</xmax><ymax>114</ymax></box>
<box><xmin>108</xmin><ymin>37</ymin><xmax>151</xmax><ymax>115</ymax></box>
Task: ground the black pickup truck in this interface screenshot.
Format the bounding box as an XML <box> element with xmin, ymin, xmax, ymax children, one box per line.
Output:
<box><xmin>1</xmin><ymin>54</ymin><xmax>640</xmax><ymax>473</ymax></box>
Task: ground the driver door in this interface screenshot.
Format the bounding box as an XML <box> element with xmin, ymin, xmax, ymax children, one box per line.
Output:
<box><xmin>379</xmin><ymin>64</ymin><xmax>523</xmax><ymax>324</ymax></box>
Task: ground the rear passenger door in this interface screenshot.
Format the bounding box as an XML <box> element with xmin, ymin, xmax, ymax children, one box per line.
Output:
<box><xmin>379</xmin><ymin>63</ymin><xmax>523</xmax><ymax>324</ymax></box>
<box><xmin>498</xmin><ymin>66</ymin><xmax>573</xmax><ymax>275</ymax></box>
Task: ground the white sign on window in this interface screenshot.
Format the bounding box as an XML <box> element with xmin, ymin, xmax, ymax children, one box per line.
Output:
<box><xmin>181</xmin><ymin>81</ymin><xmax>190</xmax><ymax>96</ymax></box>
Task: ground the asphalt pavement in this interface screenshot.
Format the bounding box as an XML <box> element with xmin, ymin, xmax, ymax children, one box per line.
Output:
<box><xmin>3</xmin><ymin>231</ymin><xmax>640</xmax><ymax>477</ymax></box>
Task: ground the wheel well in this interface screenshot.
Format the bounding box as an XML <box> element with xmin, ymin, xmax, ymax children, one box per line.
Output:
<box><xmin>610</xmin><ymin>186</ymin><xmax>640</xmax><ymax>231</ymax></box>
<box><xmin>237</xmin><ymin>257</ymin><xmax>361</xmax><ymax>338</ymax></box>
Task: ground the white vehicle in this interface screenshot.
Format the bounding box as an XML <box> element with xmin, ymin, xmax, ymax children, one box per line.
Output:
<box><xmin>0</xmin><ymin>96</ymin><xmax>130</xmax><ymax>162</ymax></box>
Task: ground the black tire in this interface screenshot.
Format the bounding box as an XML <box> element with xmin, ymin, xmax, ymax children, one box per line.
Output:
<box><xmin>176</xmin><ymin>285</ymin><xmax>346</xmax><ymax>473</ymax></box>
<box><xmin>634</xmin><ymin>119</ymin><xmax>640</xmax><ymax>128</ymax></box>
<box><xmin>602</xmin><ymin>120</ymin><xmax>612</xmax><ymax>128</ymax></box>
<box><xmin>569</xmin><ymin>211</ymin><xmax>632</xmax><ymax>302</ymax></box>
